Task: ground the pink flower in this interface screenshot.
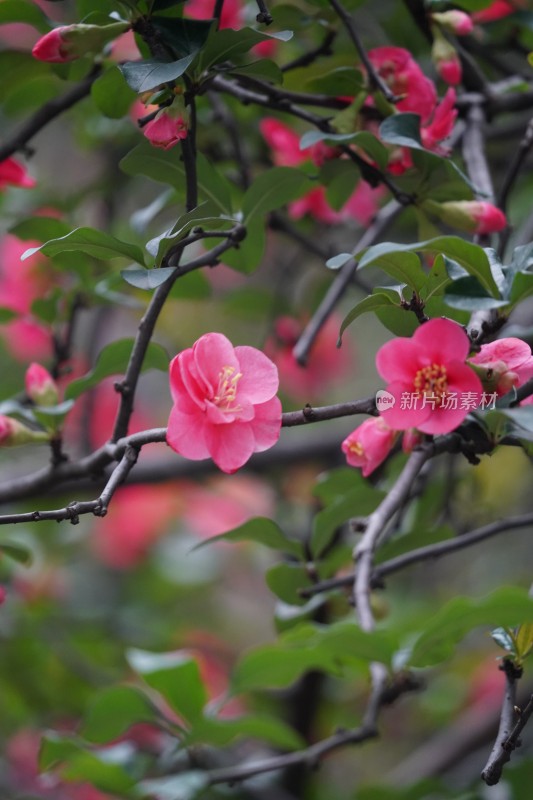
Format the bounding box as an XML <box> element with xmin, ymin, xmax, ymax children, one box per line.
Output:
<box><xmin>143</xmin><ymin>110</ymin><xmax>188</xmax><ymax>150</ymax></box>
<box><xmin>25</xmin><ymin>362</ymin><xmax>58</xmax><ymax>406</ymax></box>
<box><xmin>472</xmin><ymin>1</ymin><xmax>519</xmax><ymax>23</ymax></box>
<box><xmin>185</xmin><ymin>0</ymin><xmax>243</xmax><ymax>29</ymax></box>
<box><xmin>183</xmin><ymin>475</ymin><xmax>275</xmax><ymax>538</ymax></box>
<box><xmin>32</xmin><ymin>26</ymin><xmax>76</xmax><ymax>62</ymax></box>
<box><xmin>0</xmin><ymin>157</ymin><xmax>35</xmax><ymax>190</ymax></box>
<box><xmin>368</xmin><ymin>46</ymin><xmax>437</xmax><ymax>123</ymax></box>
<box><xmin>421</xmin><ymin>88</ymin><xmax>457</xmax><ymax>151</ymax></box>
<box><xmin>260</xmin><ymin>118</ymin><xmax>336</xmax><ymax>168</ymax></box>
<box><xmin>431</xmin><ymin>10</ymin><xmax>474</xmax><ymax>36</ymax></box>
<box><xmin>0</xmin><ymin>586</ymin><xmax>5</xmax><ymax>605</ymax></box>
<box><xmin>432</xmin><ymin>31</ymin><xmax>462</xmax><ymax>85</ymax></box>
<box><xmin>265</xmin><ymin>315</ymin><xmax>354</xmax><ymax>402</ymax></box>
<box><xmin>167</xmin><ymin>332</ymin><xmax>282</xmax><ymax>473</ymax></box>
<box><xmin>469</xmin><ymin>338</ymin><xmax>533</xmax><ymax>396</ymax></box>
<box><xmin>376</xmin><ymin>318</ymin><xmax>483</xmax><ymax>434</ymax></box>
<box><xmin>342</xmin><ymin>417</ymin><xmax>397</xmax><ymax>477</ymax></box>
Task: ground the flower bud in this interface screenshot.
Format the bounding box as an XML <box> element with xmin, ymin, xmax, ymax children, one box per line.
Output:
<box><xmin>422</xmin><ymin>199</ymin><xmax>507</xmax><ymax>234</ymax></box>
<box><xmin>431</xmin><ymin>28</ymin><xmax>462</xmax><ymax>85</ymax></box>
<box><xmin>402</xmin><ymin>429</ymin><xmax>423</xmax><ymax>453</ymax></box>
<box><xmin>342</xmin><ymin>417</ymin><xmax>397</xmax><ymax>477</ymax></box>
<box><xmin>143</xmin><ymin>104</ymin><xmax>189</xmax><ymax>150</ymax></box>
<box><xmin>431</xmin><ymin>11</ymin><xmax>474</xmax><ymax>36</ymax></box>
<box><xmin>32</xmin><ymin>22</ymin><xmax>130</xmax><ymax>63</ymax></box>
<box><xmin>25</xmin><ymin>363</ymin><xmax>59</xmax><ymax>407</ymax></box>
<box><xmin>0</xmin><ymin>415</ymin><xmax>49</xmax><ymax>447</ymax></box>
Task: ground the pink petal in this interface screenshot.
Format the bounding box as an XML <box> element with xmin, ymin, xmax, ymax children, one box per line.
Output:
<box><xmin>376</xmin><ymin>338</ymin><xmax>422</xmax><ymax>383</ymax></box>
<box><xmin>472</xmin><ymin>338</ymin><xmax>532</xmax><ymax>371</ymax></box>
<box><xmin>412</xmin><ymin>318</ymin><xmax>470</xmax><ymax>363</ymax></box>
<box><xmin>234</xmin><ymin>345</ymin><xmax>279</xmax><ymax>404</ymax></box>
<box><xmin>166</xmin><ymin>406</ymin><xmax>210</xmax><ymax>460</ymax></box>
<box><xmin>194</xmin><ymin>332</ymin><xmax>239</xmax><ymax>389</ymax></box>
<box><xmin>378</xmin><ymin>381</ymin><xmax>433</xmax><ymax>430</ymax></box>
<box><xmin>249</xmin><ymin>396</ymin><xmax>283</xmax><ymax>452</ymax></box>
<box><xmin>205</xmin><ymin>422</ymin><xmax>256</xmax><ymax>473</ymax></box>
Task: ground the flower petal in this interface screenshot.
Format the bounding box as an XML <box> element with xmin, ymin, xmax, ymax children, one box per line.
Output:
<box><xmin>205</xmin><ymin>422</ymin><xmax>256</xmax><ymax>473</ymax></box>
<box><xmin>166</xmin><ymin>406</ymin><xmax>210</xmax><ymax>460</ymax></box>
<box><xmin>412</xmin><ymin>318</ymin><xmax>470</xmax><ymax>363</ymax></box>
<box><xmin>235</xmin><ymin>345</ymin><xmax>279</xmax><ymax>404</ymax></box>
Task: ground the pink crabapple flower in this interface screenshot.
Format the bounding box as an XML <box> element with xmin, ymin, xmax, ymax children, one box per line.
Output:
<box><xmin>32</xmin><ymin>26</ymin><xmax>77</xmax><ymax>62</ymax></box>
<box><xmin>0</xmin><ymin>157</ymin><xmax>35</xmax><ymax>190</ymax></box>
<box><xmin>264</xmin><ymin>314</ymin><xmax>354</xmax><ymax>402</ymax></box>
<box><xmin>468</xmin><ymin>338</ymin><xmax>533</xmax><ymax>396</ymax></box>
<box><xmin>431</xmin><ymin>30</ymin><xmax>462</xmax><ymax>85</ymax></box>
<box><xmin>167</xmin><ymin>332</ymin><xmax>282</xmax><ymax>474</ymax></box>
<box><xmin>423</xmin><ymin>199</ymin><xmax>507</xmax><ymax>234</ymax></box>
<box><xmin>368</xmin><ymin>46</ymin><xmax>437</xmax><ymax>123</ymax></box>
<box><xmin>376</xmin><ymin>318</ymin><xmax>483</xmax><ymax>435</ymax></box>
<box><xmin>32</xmin><ymin>21</ymin><xmax>130</xmax><ymax>63</ymax></box>
<box><xmin>431</xmin><ymin>10</ymin><xmax>474</xmax><ymax>36</ymax></box>
<box><xmin>342</xmin><ymin>417</ymin><xmax>398</xmax><ymax>477</ymax></box>
<box><xmin>472</xmin><ymin>0</ymin><xmax>522</xmax><ymax>23</ymax></box>
<box><xmin>25</xmin><ymin>362</ymin><xmax>58</xmax><ymax>406</ymax></box>
<box><xmin>143</xmin><ymin>110</ymin><xmax>188</xmax><ymax>150</ymax></box>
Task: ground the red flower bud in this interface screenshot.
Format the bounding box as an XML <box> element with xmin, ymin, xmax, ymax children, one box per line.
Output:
<box><xmin>431</xmin><ymin>11</ymin><xmax>474</xmax><ymax>36</ymax></box>
<box><xmin>422</xmin><ymin>199</ymin><xmax>507</xmax><ymax>234</ymax></box>
<box><xmin>0</xmin><ymin>158</ymin><xmax>36</xmax><ymax>190</ymax></box>
<box><xmin>143</xmin><ymin>110</ymin><xmax>188</xmax><ymax>150</ymax></box>
<box><xmin>32</xmin><ymin>22</ymin><xmax>130</xmax><ymax>63</ymax></box>
<box><xmin>25</xmin><ymin>363</ymin><xmax>59</xmax><ymax>407</ymax></box>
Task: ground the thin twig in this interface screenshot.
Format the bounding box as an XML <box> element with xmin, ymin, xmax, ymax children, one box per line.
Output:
<box><xmin>293</xmin><ymin>200</ymin><xmax>402</xmax><ymax>365</ymax></box>
<box><xmin>481</xmin><ymin>661</ymin><xmax>523</xmax><ymax>785</ymax></box>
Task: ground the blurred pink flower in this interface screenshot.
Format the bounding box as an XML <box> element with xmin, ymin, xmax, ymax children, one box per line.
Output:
<box><xmin>108</xmin><ymin>29</ymin><xmax>140</xmax><ymax>61</ymax></box>
<box><xmin>429</xmin><ymin>200</ymin><xmax>507</xmax><ymax>234</ymax></box>
<box><xmin>183</xmin><ymin>474</ymin><xmax>275</xmax><ymax>538</ymax></box>
<box><xmin>436</xmin><ymin>53</ymin><xmax>462</xmax><ymax>85</ymax></box>
<box><xmin>431</xmin><ymin>10</ymin><xmax>474</xmax><ymax>35</ymax></box>
<box><xmin>421</xmin><ymin>88</ymin><xmax>457</xmax><ymax>151</ymax></box>
<box><xmin>25</xmin><ymin>362</ymin><xmax>58</xmax><ymax>406</ymax></box>
<box><xmin>376</xmin><ymin>318</ymin><xmax>482</xmax><ymax>434</ymax></box>
<box><xmin>342</xmin><ymin>416</ymin><xmax>397</xmax><ymax>476</ymax></box>
<box><xmin>92</xmin><ymin>484</ymin><xmax>181</xmax><ymax>569</ymax></box>
<box><xmin>265</xmin><ymin>315</ymin><xmax>354</xmax><ymax>402</ymax></box>
<box><xmin>185</xmin><ymin>0</ymin><xmax>243</xmax><ymax>29</ymax></box>
<box><xmin>368</xmin><ymin>46</ymin><xmax>437</xmax><ymax>123</ymax></box>
<box><xmin>143</xmin><ymin>110</ymin><xmax>188</xmax><ymax>150</ymax></box>
<box><xmin>167</xmin><ymin>332</ymin><xmax>282</xmax><ymax>473</ymax></box>
<box><xmin>0</xmin><ymin>157</ymin><xmax>36</xmax><ymax>190</ymax></box>
<box><xmin>472</xmin><ymin>1</ymin><xmax>521</xmax><ymax>23</ymax></box>
<box><xmin>469</xmin><ymin>338</ymin><xmax>533</xmax><ymax>396</ymax></box>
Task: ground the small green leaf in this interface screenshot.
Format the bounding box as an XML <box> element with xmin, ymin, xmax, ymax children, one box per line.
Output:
<box><xmin>311</xmin><ymin>483</ymin><xmax>385</xmax><ymax>557</ymax></box>
<box><xmin>491</xmin><ymin>627</ymin><xmax>516</xmax><ymax>652</ymax></box>
<box><xmin>242</xmin><ymin>167</ymin><xmax>310</xmax><ymax>222</ymax></box>
<box><xmin>229</xmin><ymin>58</ymin><xmax>283</xmax><ymax>85</ymax></box>
<box><xmin>360</xmin><ymin>250</ymin><xmax>428</xmax><ymax>293</ymax></box>
<box><xmin>82</xmin><ymin>685</ymin><xmax>158</xmax><ymax>744</ymax></box>
<box><xmin>379</xmin><ymin>113</ymin><xmax>423</xmax><ymax>150</ymax></box>
<box><xmin>266</xmin><ymin>563</ymin><xmax>313</xmax><ymax>606</ymax></box>
<box><xmin>39</xmin><ymin>734</ymin><xmax>136</xmax><ymax>794</ymax></box>
<box><xmin>419</xmin><ymin>253</ymin><xmax>451</xmax><ymax>301</ymax></box>
<box><xmin>64</xmin><ymin>339</ymin><xmax>169</xmax><ymax>401</ymax></box>
<box><xmin>121</xmin><ymin>267</ymin><xmax>176</xmax><ymax>290</ymax></box>
<box><xmin>193</xmin><ymin>517</ymin><xmax>303</xmax><ymax>559</ymax></box>
<box><xmin>300</xmin><ymin>130</ymin><xmax>388</xmax><ymax>171</ymax></box>
<box><xmin>0</xmin><ymin>541</ymin><xmax>33</xmax><ymax>565</ymax></box>
<box><xmin>127</xmin><ymin>649</ymin><xmax>206</xmax><ymax>723</ymax></box>
<box><xmin>339</xmin><ymin>292</ymin><xmax>398</xmax><ymax>341</ymax></box>
<box><xmin>444</xmin><ymin>275</ymin><xmax>509</xmax><ymax>311</ymax></box>
<box><xmin>190</xmin><ymin>714</ymin><xmax>304</xmax><ymax>750</ymax></box>
<box><xmin>0</xmin><ymin>307</ymin><xmax>18</xmax><ymax>323</ymax></box>
<box><xmin>91</xmin><ymin>66</ymin><xmax>137</xmax><ymax>118</ymax></box>
<box><xmin>510</xmin><ymin>271</ymin><xmax>533</xmax><ymax>305</ymax></box>
<box><xmin>326</xmin><ymin>252</ymin><xmax>352</xmax><ymax>269</ymax></box>
<box><xmin>152</xmin><ymin>16</ymin><xmax>214</xmax><ymax>57</ymax></box>
<box><xmin>119</xmin><ymin>54</ymin><xmax>195</xmax><ymax>93</ymax></box>
<box><xmin>22</xmin><ymin>227</ymin><xmax>146</xmax><ymax>266</ymax></box>
<box><xmin>305</xmin><ymin>67</ymin><xmax>364</xmax><ymax>96</ymax></box>
<box><xmin>198</xmin><ymin>27</ymin><xmax>292</xmax><ymax>71</ymax></box>
<box><xmin>231</xmin><ymin>644</ymin><xmax>338</xmax><ymax>692</ymax></box>
<box><xmin>0</xmin><ymin>0</ymin><xmax>51</xmax><ymax>32</ymax></box>
<box><xmin>10</xmin><ymin>216</ymin><xmax>72</xmax><ymax>242</ymax></box>
<box><xmin>515</xmin><ymin>622</ymin><xmax>533</xmax><ymax>661</ymax></box>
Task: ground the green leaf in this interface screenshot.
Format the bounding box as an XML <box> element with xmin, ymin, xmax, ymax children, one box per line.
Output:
<box><xmin>409</xmin><ymin>587</ymin><xmax>533</xmax><ymax>667</ymax></box>
<box><xmin>0</xmin><ymin>306</ymin><xmax>18</xmax><ymax>323</ymax></box>
<box><xmin>190</xmin><ymin>714</ymin><xmax>304</xmax><ymax>750</ymax></box>
<box><xmin>120</xmin><ymin>143</ymin><xmax>233</xmax><ymax>213</ymax></box>
<box><xmin>91</xmin><ymin>66</ymin><xmax>137</xmax><ymax>118</ymax></box>
<box><xmin>515</xmin><ymin>622</ymin><xmax>533</xmax><ymax>661</ymax></box>
<box><xmin>221</xmin><ymin>216</ymin><xmax>265</xmax><ymax>274</ymax></box>
<box><xmin>231</xmin><ymin>643</ymin><xmax>339</xmax><ymax>692</ymax></box>
<box><xmin>152</xmin><ymin>16</ymin><xmax>214</xmax><ymax>57</ymax></box>
<box><xmin>419</xmin><ymin>253</ymin><xmax>451</xmax><ymax>301</ymax></box>
<box><xmin>198</xmin><ymin>27</ymin><xmax>292</xmax><ymax>71</ymax></box>
<box><xmin>10</xmin><ymin>216</ymin><xmax>72</xmax><ymax>242</ymax></box>
<box><xmin>193</xmin><ymin>517</ymin><xmax>304</xmax><ymax>559</ymax></box>
<box><xmin>121</xmin><ymin>267</ymin><xmax>177</xmax><ymax>290</ymax></box>
<box><xmin>305</xmin><ymin>67</ymin><xmax>365</xmax><ymax>96</ymax></box>
<box><xmin>0</xmin><ymin>541</ymin><xmax>33</xmax><ymax>565</ymax></box>
<box><xmin>326</xmin><ymin>252</ymin><xmax>352</xmax><ymax>269</ymax></box>
<box><xmin>266</xmin><ymin>563</ymin><xmax>314</xmax><ymax>606</ymax></box>
<box><xmin>444</xmin><ymin>276</ymin><xmax>509</xmax><ymax>311</ymax></box>
<box><xmin>229</xmin><ymin>58</ymin><xmax>283</xmax><ymax>85</ymax></box>
<box><xmin>359</xmin><ymin>237</ymin><xmax>500</xmax><ymax>298</ymax></box>
<box><xmin>39</xmin><ymin>734</ymin><xmax>136</xmax><ymax>794</ymax></box>
<box><xmin>138</xmin><ymin>773</ymin><xmax>208</xmax><ymax>800</ymax></box>
<box><xmin>300</xmin><ymin>130</ymin><xmax>388</xmax><ymax>171</ymax></box>
<box><xmin>82</xmin><ymin>685</ymin><xmax>158</xmax><ymax>744</ymax></box>
<box><xmin>491</xmin><ymin>627</ymin><xmax>516</xmax><ymax>652</ymax></box>
<box><xmin>311</xmin><ymin>483</ymin><xmax>385</xmax><ymax>558</ymax></box>
<box><xmin>22</xmin><ymin>227</ymin><xmax>146</xmax><ymax>266</ymax></box>
<box><xmin>339</xmin><ymin>292</ymin><xmax>399</xmax><ymax>341</ymax></box>
<box><xmin>0</xmin><ymin>0</ymin><xmax>51</xmax><ymax>32</ymax></box>
<box><xmin>359</xmin><ymin>250</ymin><xmax>428</xmax><ymax>293</ymax></box>
<box><xmin>64</xmin><ymin>339</ymin><xmax>169</xmax><ymax>401</ymax></box>
<box><xmin>242</xmin><ymin>167</ymin><xmax>310</xmax><ymax>222</ymax></box>
<box><xmin>119</xmin><ymin>54</ymin><xmax>195</xmax><ymax>92</ymax></box>
<box><xmin>510</xmin><ymin>271</ymin><xmax>533</xmax><ymax>305</ymax></box>
<box><xmin>127</xmin><ymin>649</ymin><xmax>206</xmax><ymax>723</ymax></box>
<box><xmin>379</xmin><ymin>113</ymin><xmax>423</xmax><ymax>150</ymax></box>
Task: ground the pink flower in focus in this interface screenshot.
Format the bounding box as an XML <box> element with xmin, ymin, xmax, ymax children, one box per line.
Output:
<box><xmin>472</xmin><ymin>1</ymin><xmax>519</xmax><ymax>23</ymax></box>
<box><xmin>0</xmin><ymin>158</ymin><xmax>36</xmax><ymax>190</ymax></box>
<box><xmin>376</xmin><ymin>318</ymin><xmax>483</xmax><ymax>434</ymax></box>
<box><xmin>469</xmin><ymin>338</ymin><xmax>533</xmax><ymax>396</ymax></box>
<box><xmin>342</xmin><ymin>416</ymin><xmax>397</xmax><ymax>477</ymax></box>
<box><xmin>143</xmin><ymin>110</ymin><xmax>188</xmax><ymax>150</ymax></box>
<box><xmin>265</xmin><ymin>315</ymin><xmax>354</xmax><ymax>402</ymax></box>
<box><xmin>92</xmin><ymin>484</ymin><xmax>181</xmax><ymax>569</ymax></box>
<box><xmin>368</xmin><ymin>46</ymin><xmax>437</xmax><ymax>123</ymax></box>
<box><xmin>185</xmin><ymin>0</ymin><xmax>243</xmax><ymax>29</ymax></box>
<box><xmin>167</xmin><ymin>332</ymin><xmax>282</xmax><ymax>473</ymax></box>
<box><xmin>25</xmin><ymin>362</ymin><xmax>58</xmax><ymax>406</ymax></box>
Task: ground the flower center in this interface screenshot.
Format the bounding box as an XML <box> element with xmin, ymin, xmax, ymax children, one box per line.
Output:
<box><xmin>347</xmin><ymin>440</ymin><xmax>364</xmax><ymax>457</ymax></box>
<box><xmin>413</xmin><ymin>363</ymin><xmax>449</xmax><ymax>406</ymax></box>
<box><xmin>214</xmin><ymin>365</ymin><xmax>242</xmax><ymax>412</ymax></box>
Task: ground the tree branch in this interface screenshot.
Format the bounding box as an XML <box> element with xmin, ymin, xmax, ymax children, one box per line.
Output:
<box><xmin>481</xmin><ymin>660</ymin><xmax>524</xmax><ymax>785</ymax></box>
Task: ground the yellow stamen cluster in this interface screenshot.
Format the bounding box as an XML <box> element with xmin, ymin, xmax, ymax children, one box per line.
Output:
<box><xmin>214</xmin><ymin>366</ymin><xmax>242</xmax><ymax>412</ymax></box>
<box><xmin>413</xmin><ymin>363</ymin><xmax>449</xmax><ymax>406</ymax></box>
<box><xmin>348</xmin><ymin>440</ymin><xmax>364</xmax><ymax>456</ymax></box>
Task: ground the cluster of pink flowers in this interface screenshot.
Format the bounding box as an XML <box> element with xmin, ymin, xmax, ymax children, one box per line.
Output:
<box><xmin>167</xmin><ymin>332</ymin><xmax>282</xmax><ymax>473</ymax></box>
<box><xmin>260</xmin><ymin>118</ymin><xmax>383</xmax><ymax>225</ymax></box>
<box><xmin>342</xmin><ymin>319</ymin><xmax>533</xmax><ymax>478</ymax></box>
